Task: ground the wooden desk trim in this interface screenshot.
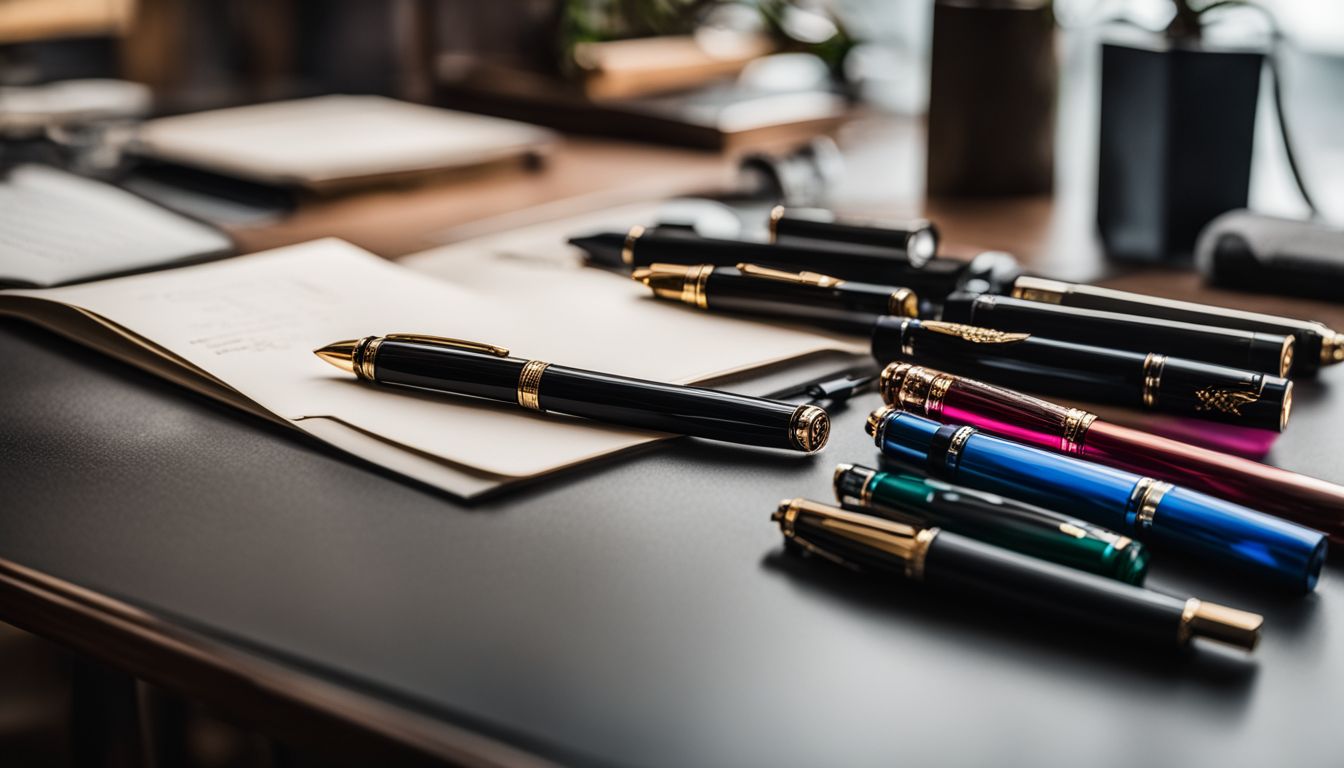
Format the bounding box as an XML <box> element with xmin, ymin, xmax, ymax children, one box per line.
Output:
<box><xmin>0</xmin><ymin>558</ymin><xmax>555</xmax><ymax>768</ymax></box>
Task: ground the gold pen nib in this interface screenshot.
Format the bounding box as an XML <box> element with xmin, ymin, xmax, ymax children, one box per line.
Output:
<box><xmin>314</xmin><ymin>340</ymin><xmax>358</xmax><ymax>374</ymax></box>
<box><xmin>630</xmin><ymin>263</ymin><xmax>700</xmax><ymax>304</ymax></box>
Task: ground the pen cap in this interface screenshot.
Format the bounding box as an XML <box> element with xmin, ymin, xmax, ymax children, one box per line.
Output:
<box><xmin>770</xmin><ymin>207</ymin><xmax>940</xmax><ymax>268</ymax></box>
<box><xmin>1153</xmin><ymin>357</ymin><xmax>1292</xmax><ymax>432</ymax></box>
<box><xmin>866</xmin><ymin>407</ymin><xmax>941</xmax><ymax>467</ymax></box>
<box><xmin>870</xmin><ymin>316</ymin><xmax>912</xmax><ymax>364</ymax></box>
<box><xmin>1147</xmin><ymin>486</ymin><xmax>1327</xmax><ymax>593</ymax></box>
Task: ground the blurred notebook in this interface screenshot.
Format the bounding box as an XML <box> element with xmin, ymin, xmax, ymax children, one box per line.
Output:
<box><xmin>0</xmin><ymin>164</ymin><xmax>234</xmax><ymax>288</ymax></box>
<box><xmin>131</xmin><ymin>95</ymin><xmax>557</xmax><ymax>192</ymax></box>
<box><xmin>0</xmin><ymin>236</ymin><xmax>863</xmax><ymax>497</ymax></box>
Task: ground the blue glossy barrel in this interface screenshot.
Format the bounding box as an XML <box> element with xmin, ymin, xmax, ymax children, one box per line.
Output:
<box><xmin>875</xmin><ymin>411</ymin><xmax>1326</xmax><ymax>592</ymax></box>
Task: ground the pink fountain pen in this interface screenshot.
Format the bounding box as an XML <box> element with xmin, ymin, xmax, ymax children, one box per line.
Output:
<box><xmin>879</xmin><ymin>362</ymin><xmax>1344</xmax><ymax>544</ymax></box>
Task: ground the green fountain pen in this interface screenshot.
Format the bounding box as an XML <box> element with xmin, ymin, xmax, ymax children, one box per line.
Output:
<box><xmin>833</xmin><ymin>463</ymin><xmax>1149</xmax><ymax>584</ymax></box>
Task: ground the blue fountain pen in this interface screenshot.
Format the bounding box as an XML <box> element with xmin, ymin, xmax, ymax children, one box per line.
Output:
<box><xmin>866</xmin><ymin>408</ymin><xmax>1327</xmax><ymax>593</ymax></box>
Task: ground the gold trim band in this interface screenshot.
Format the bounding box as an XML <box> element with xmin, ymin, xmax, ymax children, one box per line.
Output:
<box><xmin>767</xmin><ymin>205</ymin><xmax>785</xmax><ymax>241</ymax></box>
<box><xmin>622</xmin><ymin>225</ymin><xmax>644</xmax><ymax>266</ymax></box>
<box><xmin>945</xmin><ymin>426</ymin><xmax>975</xmax><ymax>472</ymax></box>
<box><xmin>889</xmin><ymin>288</ymin><xmax>919</xmax><ymax>317</ymax></box>
<box><xmin>907</xmin><ymin>528</ymin><xmax>938</xmax><ymax>581</ymax></box>
<box><xmin>1060</xmin><ymin>409</ymin><xmax>1097</xmax><ymax>454</ymax></box>
<box><xmin>517</xmin><ymin>360</ymin><xmax>550</xmax><ymax>411</ymax></box>
<box><xmin>1132</xmin><ymin>478</ymin><xmax>1172</xmax><ymax>530</ymax></box>
<box><xmin>356</xmin><ymin>336</ymin><xmax>382</xmax><ymax>382</ymax></box>
<box><xmin>1178</xmin><ymin>598</ymin><xmax>1200</xmax><ymax>646</ymax></box>
<box><xmin>1141</xmin><ymin>353</ymin><xmax>1166</xmax><ymax>408</ymax></box>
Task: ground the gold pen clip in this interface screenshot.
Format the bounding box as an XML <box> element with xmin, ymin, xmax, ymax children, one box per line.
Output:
<box><xmin>383</xmin><ymin>334</ymin><xmax>510</xmax><ymax>357</ymax></box>
<box><xmin>736</xmin><ymin>263</ymin><xmax>844</xmax><ymax>288</ymax></box>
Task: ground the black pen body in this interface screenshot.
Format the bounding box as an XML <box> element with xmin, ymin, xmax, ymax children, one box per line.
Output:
<box><xmin>768</xmin><ymin>206</ymin><xmax>940</xmax><ymax>267</ymax></box>
<box><xmin>705</xmin><ymin>266</ymin><xmax>916</xmax><ymax>317</ymax></box>
<box><xmin>1009</xmin><ymin>276</ymin><xmax>1341</xmax><ymax>374</ymax></box>
<box><xmin>774</xmin><ymin>499</ymin><xmax>1258</xmax><ymax>650</ymax></box>
<box><xmin>629</xmin><ymin>228</ymin><xmax>924</xmax><ymax>283</ymax></box>
<box><xmin>870</xmin><ymin>318</ymin><xmax>1292</xmax><ymax>431</ymax></box>
<box><xmin>942</xmin><ymin>292</ymin><xmax>1293</xmax><ymax>375</ymax></box>
<box><xmin>367</xmin><ymin>338</ymin><xmax>829</xmax><ymax>452</ymax></box>
<box><xmin>920</xmin><ymin>532</ymin><xmax>1189</xmax><ymax>646</ymax></box>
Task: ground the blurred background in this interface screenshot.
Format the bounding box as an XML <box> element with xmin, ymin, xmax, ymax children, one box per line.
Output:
<box><xmin>2</xmin><ymin>1</ymin><xmax>1342</xmax><ymax>765</ymax></box>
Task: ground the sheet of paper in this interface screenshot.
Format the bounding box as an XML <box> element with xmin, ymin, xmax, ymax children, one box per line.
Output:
<box><xmin>132</xmin><ymin>95</ymin><xmax>556</xmax><ymax>188</ymax></box>
<box><xmin>8</xmin><ymin>238</ymin><xmax>863</xmax><ymax>479</ymax></box>
<box><xmin>0</xmin><ymin>164</ymin><xmax>232</xmax><ymax>288</ymax></box>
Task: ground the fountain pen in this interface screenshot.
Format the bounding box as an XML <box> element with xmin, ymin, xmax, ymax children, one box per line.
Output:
<box><xmin>631</xmin><ymin>262</ymin><xmax>918</xmax><ymax>319</ymax></box>
<box><xmin>880</xmin><ymin>363</ymin><xmax>1344</xmax><ymax>543</ymax></box>
<box><xmin>773</xmin><ymin>498</ymin><xmax>1261</xmax><ymax>651</ymax></box>
<box><xmin>314</xmin><ymin>334</ymin><xmax>830</xmax><ymax>452</ymax></box>
<box><xmin>868</xmin><ymin>409</ymin><xmax>1327</xmax><ymax>592</ymax></box>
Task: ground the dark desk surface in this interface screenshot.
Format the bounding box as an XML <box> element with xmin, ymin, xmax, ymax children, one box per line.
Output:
<box><xmin>5</xmin><ymin>103</ymin><xmax>1344</xmax><ymax>765</ymax></box>
<box><xmin>3</xmin><ymin>298</ymin><xmax>1344</xmax><ymax>766</ymax></box>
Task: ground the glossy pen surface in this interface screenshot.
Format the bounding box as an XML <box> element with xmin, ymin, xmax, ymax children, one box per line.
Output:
<box><xmin>869</xmin><ymin>410</ymin><xmax>1327</xmax><ymax>592</ymax></box>
<box><xmin>632</xmin><ymin>262</ymin><xmax>917</xmax><ymax>318</ymax></box>
<box><xmin>870</xmin><ymin>317</ymin><xmax>1293</xmax><ymax>431</ymax></box>
<box><xmin>833</xmin><ymin>464</ymin><xmax>1149</xmax><ymax>583</ymax></box>
<box><xmin>768</xmin><ymin>206</ymin><xmax>940</xmax><ymax>267</ymax></box>
<box><xmin>1009</xmin><ymin>276</ymin><xmax>1343</xmax><ymax>374</ymax></box>
<box><xmin>315</xmin><ymin>334</ymin><xmax>830</xmax><ymax>453</ymax></box>
<box><xmin>942</xmin><ymin>292</ymin><xmax>1293</xmax><ymax>375</ymax></box>
<box><xmin>570</xmin><ymin>227</ymin><xmax>934</xmax><ymax>285</ymax></box>
<box><xmin>773</xmin><ymin>499</ymin><xmax>1261</xmax><ymax>650</ymax></box>
<box><xmin>880</xmin><ymin>363</ymin><xmax>1344</xmax><ymax>543</ymax></box>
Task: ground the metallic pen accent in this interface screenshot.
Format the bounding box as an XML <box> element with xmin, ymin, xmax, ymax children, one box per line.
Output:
<box><xmin>1008</xmin><ymin>276</ymin><xmax>1343</xmax><ymax>375</ymax></box>
<box><xmin>631</xmin><ymin>262</ymin><xmax>918</xmax><ymax>322</ymax></box>
<box><xmin>314</xmin><ymin>334</ymin><xmax>830</xmax><ymax>452</ymax></box>
<box><xmin>942</xmin><ymin>292</ymin><xmax>1294</xmax><ymax>376</ymax></box>
<box><xmin>868</xmin><ymin>409</ymin><xmax>1327</xmax><ymax>592</ymax></box>
<box><xmin>833</xmin><ymin>464</ymin><xmax>1149</xmax><ymax>583</ymax></box>
<box><xmin>773</xmin><ymin>499</ymin><xmax>1261</xmax><ymax>651</ymax></box>
<box><xmin>766</xmin><ymin>206</ymin><xmax>939</xmax><ymax>268</ymax></box>
<box><xmin>880</xmin><ymin>363</ymin><xmax>1344</xmax><ymax>544</ymax></box>
<box><xmin>871</xmin><ymin>317</ymin><xmax>1293</xmax><ymax>432</ymax></box>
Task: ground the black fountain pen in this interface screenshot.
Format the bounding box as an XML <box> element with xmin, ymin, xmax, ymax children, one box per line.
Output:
<box><xmin>632</xmin><ymin>262</ymin><xmax>919</xmax><ymax>318</ymax></box>
<box><xmin>314</xmin><ymin>334</ymin><xmax>831</xmax><ymax>452</ymax></box>
<box><xmin>773</xmin><ymin>499</ymin><xmax>1263</xmax><ymax>651</ymax></box>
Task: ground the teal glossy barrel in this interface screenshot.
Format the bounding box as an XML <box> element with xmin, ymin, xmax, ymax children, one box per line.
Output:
<box><xmin>835</xmin><ymin>465</ymin><xmax>1149</xmax><ymax>584</ymax></box>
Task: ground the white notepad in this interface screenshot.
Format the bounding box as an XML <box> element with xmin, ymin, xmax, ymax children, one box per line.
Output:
<box><xmin>0</xmin><ymin>237</ymin><xmax>864</xmax><ymax>496</ymax></box>
<box><xmin>0</xmin><ymin>164</ymin><xmax>233</xmax><ymax>288</ymax></box>
<box><xmin>131</xmin><ymin>95</ymin><xmax>557</xmax><ymax>191</ymax></box>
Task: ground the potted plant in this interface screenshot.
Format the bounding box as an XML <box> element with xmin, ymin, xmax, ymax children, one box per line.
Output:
<box><xmin>1097</xmin><ymin>0</ymin><xmax>1266</xmax><ymax>262</ymax></box>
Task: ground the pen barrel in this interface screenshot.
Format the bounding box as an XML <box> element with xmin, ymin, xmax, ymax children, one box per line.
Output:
<box><xmin>1082</xmin><ymin>421</ymin><xmax>1344</xmax><ymax>544</ymax></box>
<box><xmin>871</xmin><ymin>318</ymin><xmax>1291</xmax><ymax>431</ymax></box>
<box><xmin>882</xmin><ymin>367</ymin><xmax>1344</xmax><ymax>543</ymax></box>
<box><xmin>943</xmin><ymin>293</ymin><xmax>1292</xmax><ymax>375</ymax></box>
<box><xmin>537</xmin><ymin>365</ymin><xmax>826</xmax><ymax>452</ymax></box>
<box><xmin>631</xmin><ymin>229</ymin><xmax>924</xmax><ymax>284</ymax></box>
<box><xmin>706</xmin><ymin>269</ymin><xmax>915</xmax><ymax>317</ymax></box>
<box><xmin>873</xmin><ymin>412</ymin><xmax>1327</xmax><ymax>591</ymax></box>
<box><xmin>374</xmin><ymin>340</ymin><xmax>525</xmax><ymax>401</ymax></box>
<box><xmin>850</xmin><ymin>469</ymin><xmax>1148</xmax><ymax>583</ymax></box>
<box><xmin>922</xmin><ymin>532</ymin><xmax>1190</xmax><ymax>646</ymax></box>
<box><xmin>769</xmin><ymin>207</ymin><xmax>939</xmax><ymax>267</ymax></box>
<box><xmin>1009</xmin><ymin>276</ymin><xmax>1338</xmax><ymax>374</ymax></box>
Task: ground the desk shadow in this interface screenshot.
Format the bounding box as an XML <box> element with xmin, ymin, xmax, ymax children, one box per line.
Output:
<box><xmin>759</xmin><ymin>548</ymin><xmax>1261</xmax><ymax>691</ymax></box>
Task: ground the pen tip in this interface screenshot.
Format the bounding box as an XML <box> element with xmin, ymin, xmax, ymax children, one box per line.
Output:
<box><xmin>314</xmin><ymin>340</ymin><xmax>358</xmax><ymax>374</ymax></box>
<box><xmin>630</xmin><ymin>267</ymin><xmax>653</xmax><ymax>286</ymax></box>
